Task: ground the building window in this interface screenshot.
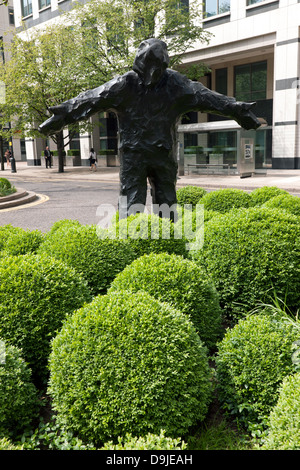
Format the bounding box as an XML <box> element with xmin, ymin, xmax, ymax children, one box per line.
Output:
<box><xmin>21</xmin><ymin>0</ymin><xmax>33</xmax><ymax>17</ymax></box>
<box><xmin>234</xmin><ymin>61</ymin><xmax>267</xmax><ymax>102</ymax></box>
<box><xmin>8</xmin><ymin>8</ymin><xmax>15</xmax><ymax>25</ymax></box>
<box><xmin>247</xmin><ymin>0</ymin><xmax>265</xmax><ymax>5</ymax></box>
<box><xmin>215</xmin><ymin>68</ymin><xmax>228</xmax><ymax>95</ymax></box>
<box><xmin>39</xmin><ymin>0</ymin><xmax>51</xmax><ymax>9</ymax></box>
<box><xmin>204</xmin><ymin>0</ymin><xmax>230</xmax><ymax>18</ymax></box>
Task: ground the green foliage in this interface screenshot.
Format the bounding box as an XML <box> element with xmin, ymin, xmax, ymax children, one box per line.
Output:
<box><xmin>0</xmin><ymin>178</ymin><xmax>17</xmax><ymax>197</ymax></box>
<box><xmin>0</xmin><ymin>254</ymin><xmax>91</xmax><ymax>382</ymax></box>
<box><xmin>0</xmin><ymin>343</ymin><xmax>39</xmax><ymax>436</ymax></box>
<box><xmin>261</xmin><ymin>372</ymin><xmax>300</xmax><ymax>450</ymax></box>
<box><xmin>176</xmin><ymin>185</ymin><xmax>207</xmax><ymax>209</ymax></box>
<box><xmin>38</xmin><ymin>223</ymin><xmax>136</xmax><ymax>295</ymax></box>
<box><xmin>101</xmin><ymin>430</ymin><xmax>187</xmax><ymax>450</ymax></box>
<box><xmin>46</xmin><ymin>218</ymin><xmax>82</xmax><ymax>234</ymax></box>
<box><xmin>109</xmin><ymin>252</ymin><xmax>223</xmax><ymax>349</ymax></box>
<box><xmin>250</xmin><ymin>186</ymin><xmax>289</xmax><ymax>205</ymax></box>
<box><xmin>198</xmin><ymin>188</ymin><xmax>255</xmax><ymax>213</ymax></box>
<box><xmin>191</xmin><ymin>207</ymin><xmax>300</xmax><ymax>320</ymax></box>
<box><xmin>263</xmin><ymin>192</ymin><xmax>300</xmax><ymax>216</ymax></box>
<box><xmin>48</xmin><ymin>290</ymin><xmax>212</xmax><ymax>445</ymax></box>
<box><xmin>0</xmin><ymin>225</ymin><xmax>43</xmax><ymax>256</ymax></box>
<box><xmin>0</xmin><ymin>437</ymin><xmax>23</xmax><ymax>450</ymax></box>
<box><xmin>215</xmin><ymin>313</ymin><xmax>300</xmax><ymax>433</ymax></box>
<box><xmin>0</xmin><ymin>177</ymin><xmax>16</xmax><ymax>197</ymax></box>
<box><xmin>20</xmin><ymin>419</ymin><xmax>96</xmax><ymax>450</ymax></box>
<box><xmin>106</xmin><ymin>213</ymin><xmax>188</xmax><ymax>258</ymax></box>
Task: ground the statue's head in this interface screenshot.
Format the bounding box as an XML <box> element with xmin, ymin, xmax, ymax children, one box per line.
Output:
<box><xmin>133</xmin><ymin>38</ymin><xmax>169</xmax><ymax>87</ymax></box>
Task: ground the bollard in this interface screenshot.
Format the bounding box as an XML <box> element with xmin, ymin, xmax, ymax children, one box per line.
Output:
<box><xmin>10</xmin><ymin>156</ymin><xmax>16</xmax><ymax>173</ymax></box>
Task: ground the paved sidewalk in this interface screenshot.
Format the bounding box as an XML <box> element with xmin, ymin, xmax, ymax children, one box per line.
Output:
<box><xmin>3</xmin><ymin>161</ymin><xmax>300</xmax><ymax>195</ymax></box>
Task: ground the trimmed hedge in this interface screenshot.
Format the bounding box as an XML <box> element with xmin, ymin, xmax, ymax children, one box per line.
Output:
<box><xmin>48</xmin><ymin>290</ymin><xmax>212</xmax><ymax>444</ymax></box>
<box><xmin>262</xmin><ymin>372</ymin><xmax>300</xmax><ymax>450</ymax></box>
<box><xmin>0</xmin><ymin>254</ymin><xmax>91</xmax><ymax>382</ymax></box>
<box><xmin>0</xmin><ymin>343</ymin><xmax>39</xmax><ymax>436</ymax></box>
<box><xmin>215</xmin><ymin>313</ymin><xmax>299</xmax><ymax>432</ymax></box>
<box><xmin>263</xmin><ymin>193</ymin><xmax>300</xmax><ymax>217</ymax></box>
<box><xmin>0</xmin><ymin>177</ymin><xmax>16</xmax><ymax>197</ymax></box>
<box><xmin>101</xmin><ymin>430</ymin><xmax>187</xmax><ymax>450</ymax></box>
<box><xmin>109</xmin><ymin>253</ymin><xmax>223</xmax><ymax>349</ymax></box>
<box><xmin>197</xmin><ymin>188</ymin><xmax>255</xmax><ymax>213</ymax></box>
<box><xmin>176</xmin><ymin>186</ymin><xmax>207</xmax><ymax>209</ymax></box>
<box><xmin>250</xmin><ymin>186</ymin><xmax>289</xmax><ymax>205</ymax></box>
<box><xmin>38</xmin><ymin>223</ymin><xmax>136</xmax><ymax>295</ymax></box>
<box><xmin>191</xmin><ymin>207</ymin><xmax>300</xmax><ymax>320</ymax></box>
<box><xmin>106</xmin><ymin>213</ymin><xmax>188</xmax><ymax>259</ymax></box>
<box><xmin>0</xmin><ymin>225</ymin><xmax>43</xmax><ymax>256</ymax></box>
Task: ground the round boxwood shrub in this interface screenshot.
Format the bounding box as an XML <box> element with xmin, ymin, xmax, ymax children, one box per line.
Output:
<box><xmin>262</xmin><ymin>372</ymin><xmax>300</xmax><ymax>450</ymax></box>
<box><xmin>0</xmin><ymin>225</ymin><xmax>43</xmax><ymax>256</ymax></box>
<box><xmin>0</xmin><ymin>343</ymin><xmax>39</xmax><ymax>436</ymax></box>
<box><xmin>48</xmin><ymin>290</ymin><xmax>213</xmax><ymax>445</ymax></box>
<box><xmin>250</xmin><ymin>186</ymin><xmax>289</xmax><ymax>205</ymax></box>
<box><xmin>109</xmin><ymin>253</ymin><xmax>223</xmax><ymax>349</ymax></box>
<box><xmin>176</xmin><ymin>185</ymin><xmax>207</xmax><ymax>209</ymax></box>
<box><xmin>107</xmin><ymin>213</ymin><xmax>188</xmax><ymax>259</ymax></box>
<box><xmin>191</xmin><ymin>207</ymin><xmax>300</xmax><ymax>320</ymax></box>
<box><xmin>197</xmin><ymin>188</ymin><xmax>255</xmax><ymax>213</ymax></box>
<box><xmin>0</xmin><ymin>177</ymin><xmax>16</xmax><ymax>197</ymax></box>
<box><xmin>38</xmin><ymin>223</ymin><xmax>136</xmax><ymax>295</ymax></box>
<box><xmin>0</xmin><ymin>254</ymin><xmax>91</xmax><ymax>383</ymax></box>
<box><xmin>101</xmin><ymin>430</ymin><xmax>187</xmax><ymax>450</ymax></box>
<box><xmin>47</xmin><ymin>218</ymin><xmax>82</xmax><ymax>234</ymax></box>
<box><xmin>263</xmin><ymin>193</ymin><xmax>300</xmax><ymax>217</ymax></box>
<box><xmin>215</xmin><ymin>313</ymin><xmax>299</xmax><ymax>432</ymax></box>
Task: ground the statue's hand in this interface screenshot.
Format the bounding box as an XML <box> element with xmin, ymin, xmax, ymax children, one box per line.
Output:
<box><xmin>38</xmin><ymin>105</ymin><xmax>67</xmax><ymax>135</ymax></box>
<box><xmin>236</xmin><ymin>102</ymin><xmax>261</xmax><ymax>130</ymax></box>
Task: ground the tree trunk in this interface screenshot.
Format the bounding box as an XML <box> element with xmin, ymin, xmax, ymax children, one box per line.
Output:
<box><xmin>56</xmin><ymin>130</ymin><xmax>64</xmax><ymax>173</ymax></box>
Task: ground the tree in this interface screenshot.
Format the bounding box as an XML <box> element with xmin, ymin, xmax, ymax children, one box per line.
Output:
<box><xmin>0</xmin><ymin>0</ymin><xmax>211</xmax><ymax>172</ymax></box>
<box><xmin>0</xmin><ymin>25</ymin><xmax>94</xmax><ymax>172</ymax></box>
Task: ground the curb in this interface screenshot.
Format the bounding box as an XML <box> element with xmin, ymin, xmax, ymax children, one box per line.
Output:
<box><xmin>0</xmin><ymin>188</ymin><xmax>38</xmax><ymax>210</ymax></box>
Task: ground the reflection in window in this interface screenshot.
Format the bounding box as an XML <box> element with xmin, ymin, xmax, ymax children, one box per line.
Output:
<box><xmin>234</xmin><ymin>61</ymin><xmax>267</xmax><ymax>102</ymax></box>
<box><xmin>247</xmin><ymin>0</ymin><xmax>265</xmax><ymax>5</ymax></box>
<box><xmin>8</xmin><ymin>8</ymin><xmax>15</xmax><ymax>25</ymax></box>
<box><xmin>21</xmin><ymin>0</ymin><xmax>32</xmax><ymax>17</ymax></box>
<box><xmin>39</xmin><ymin>0</ymin><xmax>51</xmax><ymax>9</ymax></box>
<box><xmin>215</xmin><ymin>68</ymin><xmax>228</xmax><ymax>95</ymax></box>
<box><xmin>204</xmin><ymin>0</ymin><xmax>230</xmax><ymax>18</ymax></box>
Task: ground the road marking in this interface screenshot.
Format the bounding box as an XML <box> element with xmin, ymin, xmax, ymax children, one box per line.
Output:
<box><xmin>0</xmin><ymin>194</ymin><xmax>49</xmax><ymax>212</ymax></box>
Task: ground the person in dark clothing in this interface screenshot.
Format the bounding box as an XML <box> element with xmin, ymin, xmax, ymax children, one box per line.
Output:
<box><xmin>38</xmin><ymin>38</ymin><xmax>260</xmax><ymax>216</ymax></box>
<box><xmin>44</xmin><ymin>146</ymin><xmax>52</xmax><ymax>168</ymax></box>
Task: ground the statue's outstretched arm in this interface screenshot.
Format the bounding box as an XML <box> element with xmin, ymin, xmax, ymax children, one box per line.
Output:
<box><xmin>189</xmin><ymin>81</ymin><xmax>261</xmax><ymax>130</ymax></box>
<box><xmin>38</xmin><ymin>78</ymin><xmax>123</xmax><ymax>136</ymax></box>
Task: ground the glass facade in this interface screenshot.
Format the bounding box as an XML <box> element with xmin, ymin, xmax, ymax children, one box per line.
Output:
<box><xmin>182</xmin><ymin>128</ymin><xmax>272</xmax><ymax>174</ymax></box>
<box><xmin>205</xmin><ymin>0</ymin><xmax>230</xmax><ymax>17</ymax></box>
<box><xmin>234</xmin><ymin>61</ymin><xmax>267</xmax><ymax>102</ymax></box>
<box><xmin>21</xmin><ymin>0</ymin><xmax>32</xmax><ymax>17</ymax></box>
<box><xmin>39</xmin><ymin>0</ymin><xmax>51</xmax><ymax>9</ymax></box>
<box><xmin>247</xmin><ymin>0</ymin><xmax>265</xmax><ymax>5</ymax></box>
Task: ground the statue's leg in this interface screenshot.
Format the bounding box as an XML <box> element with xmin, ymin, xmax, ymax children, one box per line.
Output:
<box><xmin>118</xmin><ymin>149</ymin><xmax>148</xmax><ymax>218</ymax></box>
<box><xmin>148</xmin><ymin>151</ymin><xmax>178</xmax><ymax>221</ymax></box>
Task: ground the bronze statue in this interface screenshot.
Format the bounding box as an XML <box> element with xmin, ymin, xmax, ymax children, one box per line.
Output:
<box><xmin>39</xmin><ymin>38</ymin><xmax>260</xmax><ymax>217</ymax></box>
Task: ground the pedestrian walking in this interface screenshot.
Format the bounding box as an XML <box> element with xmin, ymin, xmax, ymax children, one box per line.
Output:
<box><xmin>89</xmin><ymin>148</ymin><xmax>97</xmax><ymax>171</ymax></box>
<box><xmin>5</xmin><ymin>149</ymin><xmax>11</xmax><ymax>168</ymax></box>
<box><xmin>44</xmin><ymin>146</ymin><xmax>52</xmax><ymax>168</ymax></box>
